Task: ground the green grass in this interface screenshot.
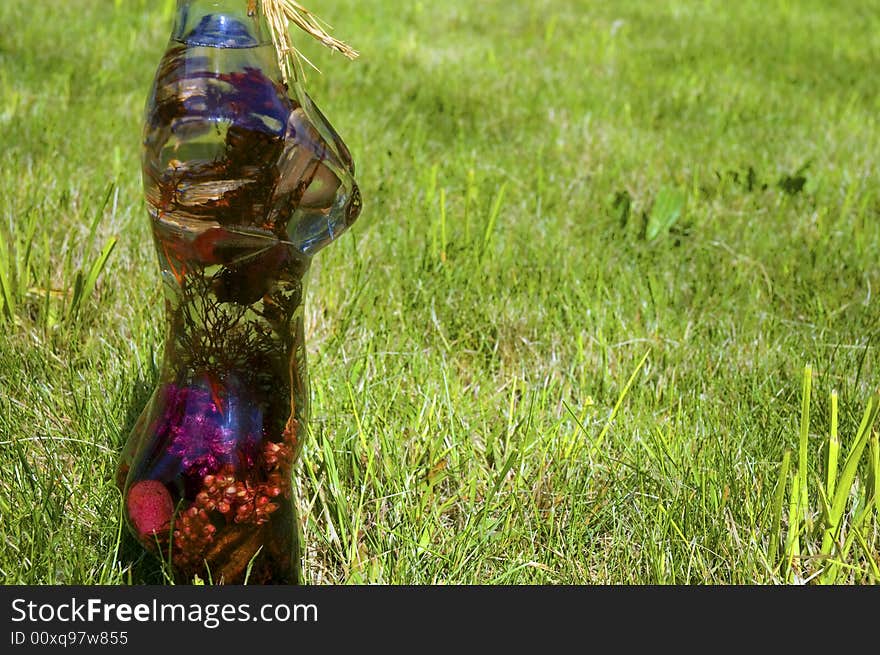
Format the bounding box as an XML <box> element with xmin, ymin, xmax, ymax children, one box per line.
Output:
<box><xmin>1</xmin><ymin>0</ymin><xmax>880</xmax><ymax>584</ymax></box>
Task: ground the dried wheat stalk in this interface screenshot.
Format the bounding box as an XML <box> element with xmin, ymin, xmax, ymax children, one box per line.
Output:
<box><xmin>252</xmin><ymin>0</ymin><xmax>359</xmax><ymax>84</ymax></box>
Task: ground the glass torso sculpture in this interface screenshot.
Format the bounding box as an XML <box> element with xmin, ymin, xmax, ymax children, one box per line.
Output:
<box><xmin>116</xmin><ymin>0</ymin><xmax>360</xmax><ymax>584</ymax></box>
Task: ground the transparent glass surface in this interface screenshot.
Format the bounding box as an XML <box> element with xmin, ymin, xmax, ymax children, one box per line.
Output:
<box><xmin>116</xmin><ymin>0</ymin><xmax>361</xmax><ymax>584</ymax></box>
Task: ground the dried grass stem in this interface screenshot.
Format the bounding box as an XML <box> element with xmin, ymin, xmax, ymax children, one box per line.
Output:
<box><xmin>257</xmin><ymin>0</ymin><xmax>359</xmax><ymax>83</ymax></box>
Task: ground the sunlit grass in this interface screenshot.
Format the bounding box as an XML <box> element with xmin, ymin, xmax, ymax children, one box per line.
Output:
<box><xmin>1</xmin><ymin>0</ymin><xmax>879</xmax><ymax>584</ymax></box>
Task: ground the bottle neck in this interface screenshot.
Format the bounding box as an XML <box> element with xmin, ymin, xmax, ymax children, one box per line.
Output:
<box><xmin>172</xmin><ymin>0</ymin><xmax>272</xmax><ymax>47</ymax></box>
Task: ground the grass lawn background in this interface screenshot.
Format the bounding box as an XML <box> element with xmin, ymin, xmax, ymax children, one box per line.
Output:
<box><xmin>1</xmin><ymin>0</ymin><xmax>879</xmax><ymax>583</ymax></box>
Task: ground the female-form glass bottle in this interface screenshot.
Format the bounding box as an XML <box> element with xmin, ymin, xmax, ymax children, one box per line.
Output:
<box><xmin>117</xmin><ymin>0</ymin><xmax>361</xmax><ymax>584</ymax></box>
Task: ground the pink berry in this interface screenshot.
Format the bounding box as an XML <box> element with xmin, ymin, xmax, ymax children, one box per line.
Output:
<box><xmin>127</xmin><ymin>480</ymin><xmax>174</xmax><ymax>537</ymax></box>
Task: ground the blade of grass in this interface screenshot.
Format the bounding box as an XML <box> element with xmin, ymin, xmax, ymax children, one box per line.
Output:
<box><xmin>590</xmin><ymin>349</ymin><xmax>650</xmax><ymax>459</ymax></box>
<box><xmin>68</xmin><ymin>236</ymin><xmax>117</xmax><ymax>319</ymax></box>
<box><xmin>871</xmin><ymin>430</ymin><xmax>879</xmax><ymax>517</ymax></box>
<box><xmin>479</xmin><ymin>182</ymin><xmax>506</xmax><ymax>261</ymax></box>
<box><xmin>813</xmin><ymin>474</ymin><xmax>833</xmax><ymax>543</ymax></box>
<box><xmin>769</xmin><ymin>449</ymin><xmax>791</xmax><ymax>566</ymax></box>
<box><xmin>17</xmin><ymin>209</ymin><xmax>39</xmax><ymax>304</ymax></box>
<box><xmin>464</xmin><ymin>167</ymin><xmax>476</xmax><ymax>242</ymax></box>
<box><xmin>827</xmin><ymin>389</ymin><xmax>839</xmax><ymax>501</ymax></box>
<box><xmin>0</xmin><ymin>231</ymin><xmax>15</xmax><ymax>321</ymax></box>
<box><xmin>85</xmin><ymin>183</ymin><xmax>115</xmax><ymax>258</ymax></box>
<box><xmin>439</xmin><ymin>187</ymin><xmax>447</xmax><ymax>263</ymax></box>
<box><xmin>798</xmin><ymin>365</ymin><xmax>811</xmax><ymax>529</ymax></box>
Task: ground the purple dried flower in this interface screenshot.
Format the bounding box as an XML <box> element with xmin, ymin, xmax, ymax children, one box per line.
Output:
<box><xmin>157</xmin><ymin>382</ymin><xmax>262</xmax><ymax>478</ymax></box>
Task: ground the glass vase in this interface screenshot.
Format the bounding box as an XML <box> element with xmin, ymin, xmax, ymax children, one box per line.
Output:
<box><xmin>116</xmin><ymin>0</ymin><xmax>361</xmax><ymax>584</ymax></box>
